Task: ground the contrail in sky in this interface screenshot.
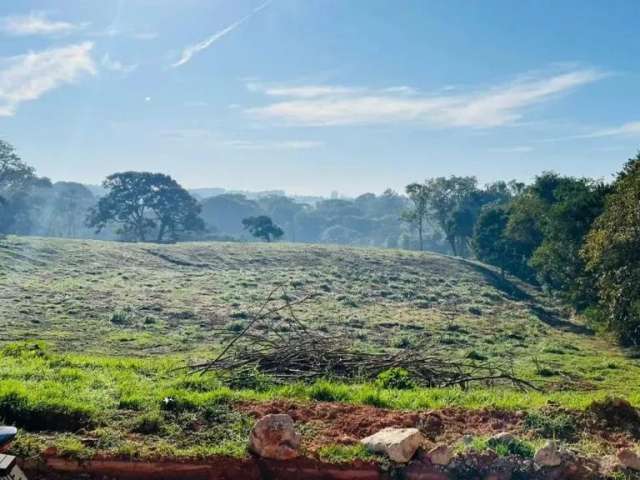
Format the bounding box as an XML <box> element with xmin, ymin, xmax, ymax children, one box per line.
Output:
<box><xmin>171</xmin><ymin>1</ymin><xmax>272</xmax><ymax>68</ymax></box>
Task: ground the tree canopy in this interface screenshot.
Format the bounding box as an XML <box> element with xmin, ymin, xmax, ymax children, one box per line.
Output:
<box><xmin>583</xmin><ymin>153</ymin><xmax>640</xmax><ymax>344</ymax></box>
<box><xmin>87</xmin><ymin>171</ymin><xmax>204</xmax><ymax>242</ymax></box>
<box><xmin>242</xmin><ymin>215</ymin><xmax>284</xmax><ymax>242</ymax></box>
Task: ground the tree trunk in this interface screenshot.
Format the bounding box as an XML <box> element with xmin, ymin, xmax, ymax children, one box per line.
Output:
<box><xmin>418</xmin><ymin>219</ymin><xmax>424</xmax><ymax>251</ymax></box>
<box><xmin>448</xmin><ymin>236</ymin><xmax>457</xmax><ymax>256</ymax></box>
<box><xmin>157</xmin><ymin>222</ymin><xmax>166</xmax><ymax>243</ymax></box>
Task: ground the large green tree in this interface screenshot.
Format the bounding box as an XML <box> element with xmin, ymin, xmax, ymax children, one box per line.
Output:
<box><xmin>87</xmin><ymin>172</ymin><xmax>204</xmax><ymax>242</ymax></box>
<box><xmin>583</xmin><ymin>153</ymin><xmax>640</xmax><ymax>344</ymax></box>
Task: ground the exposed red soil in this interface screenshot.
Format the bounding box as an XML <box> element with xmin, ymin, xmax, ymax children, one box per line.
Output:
<box><xmin>236</xmin><ymin>400</ymin><xmax>526</xmax><ymax>451</ymax></box>
<box><xmin>236</xmin><ymin>399</ymin><xmax>640</xmax><ymax>452</ymax></box>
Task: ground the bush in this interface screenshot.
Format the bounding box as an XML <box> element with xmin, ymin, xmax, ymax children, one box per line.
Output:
<box><xmin>375</xmin><ymin>368</ymin><xmax>416</xmax><ymax>390</ymax></box>
<box><xmin>524</xmin><ymin>411</ymin><xmax>578</xmax><ymax>440</ymax></box>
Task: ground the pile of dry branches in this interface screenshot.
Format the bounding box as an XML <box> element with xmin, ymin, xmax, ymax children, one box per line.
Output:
<box><xmin>191</xmin><ymin>284</ymin><xmax>539</xmax><ymax>391</ymax></box>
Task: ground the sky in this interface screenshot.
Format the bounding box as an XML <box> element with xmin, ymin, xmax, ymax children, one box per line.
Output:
<box><xmin>0</xmin><ymin>0</ymin><xmax>639</xmax><ymax>197</ymax></box>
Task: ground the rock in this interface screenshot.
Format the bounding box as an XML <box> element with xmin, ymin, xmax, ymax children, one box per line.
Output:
<box><xmin>361</xmin><ymin>427</ymin><xmax>424</xmax><ymax>463</ymax></box>
<box><xmin>249</xmin><ymin>414</ymin><xmax>300</xmax><ymax>460</ymax></box>
<box><xmin>426</xmin><ymin>444</ymin><xmax>452</xmax><ymax>466</ymax></box>
<box><xmin>618</xmin><ymin>448</ymin><xmax>640</xmax><ymax>471</ymax></box>
<box><xmin>534</xmin><ymin>440</ymin><xmax>562</xmax><ymax>467</ymax></box>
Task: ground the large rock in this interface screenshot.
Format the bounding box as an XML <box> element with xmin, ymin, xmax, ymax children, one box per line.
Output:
<box><xmin>249</xmin><ymin>414</ymin><xmax>301</xmax><ymax>460</ymax></box>
<box><xmin>618</xmin><ymin>448</ymin><xmax>640</xmax><ymax>471</ymax></box>
<box><xmin>533</xmin><ymin>440</ymin><xmax>562</xmax><ymax>467</ymax></box>
<box><xmin>426</xmin><ymin>444</ymin><xmax>452</xmax><ymax>466</ymax></box>
<box><xmin>361</xmin><ymin>427</ymin><xmax>424</xmax><ymax>463</ymax></box>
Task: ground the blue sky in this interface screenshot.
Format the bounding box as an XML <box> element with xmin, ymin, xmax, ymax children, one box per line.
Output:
<box><xmin>0</xmin><ymin>0</ymin><xmax>638</xmax><ymax>196</ymax></box>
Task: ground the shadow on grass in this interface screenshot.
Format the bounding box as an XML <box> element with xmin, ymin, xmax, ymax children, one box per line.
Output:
<box><xmin>466</xmin><ymin>261</ymin><xmax>593</xmax><ymax>336</ymax></box>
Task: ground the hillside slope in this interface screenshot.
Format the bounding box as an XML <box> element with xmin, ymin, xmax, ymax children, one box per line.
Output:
<box><xmin>0</xmin><ymin>235</ymin><xmax>635</xmax><ymax>389</ymax></box>
<box><xmin>3</xmin><ymin>236</ymin><xmax>640</xmax><ymax>469</ymax></box>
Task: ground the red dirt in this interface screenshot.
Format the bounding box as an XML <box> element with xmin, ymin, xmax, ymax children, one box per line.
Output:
<box><xmin>236</xmin><ymin>400</ymin><xmax>526</xmax><ymax>451</ymax></box>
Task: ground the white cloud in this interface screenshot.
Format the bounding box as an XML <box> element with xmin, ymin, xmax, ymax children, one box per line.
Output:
<box><xmin>247</xmin><ymin>82</ymin><xmax>360</xmax><ymax>98</ymax></box>
<box><xmin>101</xmin><ymin>53</ymin><xmax>138</xmax><ymax>74</ymax></box>
<box><xmin>247</xmin><ymin>68</ymin><xmax>606</xmax><ymax>128</ymax></box>
<box><xmin>589</xmin><ymin>121</ymin><xmax>640</xmax><ymax>138</ymax></box>
<box><xmin>223</xmin><ymin>139</ymin><xmax>323</xmax><ymax>150</ymax></box>
<box><xmin>541</xmin><ymin>120</ymin><xmax>640</xmax><ymax>142</ymax></box>
<box><xmin>0</xmin><ymin>42</ymin><xmax>96</xmax><ymax>116</ymax></box>
<box><xmin>0</xmin><ymin>11</ymin><xmax>88</xmax><ymax>36</ymax></box>
<box><xmin>171</xmin><ymin>0</ymin><xmax>271</xmax><ymax>68</ymax></box>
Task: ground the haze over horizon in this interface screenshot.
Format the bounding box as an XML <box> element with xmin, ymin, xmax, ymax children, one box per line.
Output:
<box><xmin>0</xmin><ymin>0</ymin><xmax>639</xmax><ymax>196</ymax></box>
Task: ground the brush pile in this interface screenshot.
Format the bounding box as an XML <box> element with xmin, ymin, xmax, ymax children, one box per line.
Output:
<box><xmin>192</xmin><ymin>284</ymin><xmax>538</xmax><ymax>391</ymax></box>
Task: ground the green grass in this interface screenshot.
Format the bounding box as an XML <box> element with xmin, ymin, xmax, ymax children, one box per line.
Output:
<box><xmin>3</xmin><ymin>236</ymin><xmax>640</xmax><ymax>460</ymax></box>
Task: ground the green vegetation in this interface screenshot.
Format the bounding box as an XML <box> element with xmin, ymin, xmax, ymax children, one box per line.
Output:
<box><xmin>2</xmin><ymin>237</ymin><xmax>640</xmax><ymax>461</ymax></box>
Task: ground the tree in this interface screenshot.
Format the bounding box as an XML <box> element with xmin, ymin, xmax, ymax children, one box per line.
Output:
<box><xmin>87</xmin><ymin>172</ymin><xmax>204</xmax><ymax>242</ymax></box>
<box><xmin>422</xmin><ymin>176</ymin><xmax>479</xmax><ymax>256</ymax></box>
<box><xmin>403</xmin><ymin>183</ymin><xmax>429</xmax><ymax>251</ymax></box>
<box><xmin>583</xmin><ymin>153</ymin><xmax>640</xmax><ymax>344</ymax></box>
<box><xmin>529</xmin><ymin>178</ymin><xmax>609</xmax><ymax>308</ymax></box>
<box><xmin>200</xmin><ymin>194</ymin><xmax>263</xmax><ymax>236</ymax></box>
<box><xmin>473</xmin><ymin>205</ymin><xmax>535</xmax><ymax>280</ymax></box>
<box><xmin>0</xmin><ymin>140</ymin><xmax>49</xmax><ymax>235</ymax></box>
<box><xmin>47</xmin><ymin>182</ymin><xmax>96</xmax><ymax>237</ymax></box>
<box><xmin>242</xmin><ymin>215</ymin><xmax>283</xmax><ymax>242</ymax></box>
<box><xmin>0</xmin><ymin>140</ymin><xmax>35</xmax><ymax>193</ymax></box>
<box><xmin>258</xmin><ymin>195</ymin><xmax>305</xmax><ymax>242</ymax></box>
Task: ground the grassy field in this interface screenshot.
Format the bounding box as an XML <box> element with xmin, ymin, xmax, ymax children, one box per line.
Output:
<box><xmin>1</xmin><ymin>236</ymin><xmax>640</xmax><ymax>462</ymax></box>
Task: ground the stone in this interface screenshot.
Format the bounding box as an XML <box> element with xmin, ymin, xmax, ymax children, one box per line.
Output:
<box><xmin>249</xmin><ymin>414</ymin><xmax>300</xmax><ymax>460</ymax></box>
<box><xmin>618</xmin><ymin>448</ymin><xmax>640</xmax><ymax>471</ymax></box>
<box><xmin>426</xmin><ymin>444</ymin><xmax>452</xmax><ymax>466</ymax></box>
<box><xmin>533</xmin><ymin>441</ymin><xmax>562</xmax><ymax>467</ymax></box>
<box><xmin>361</xmin><ymin>427</ymin><xmax>424</xmax><ymax>463</ymax></box>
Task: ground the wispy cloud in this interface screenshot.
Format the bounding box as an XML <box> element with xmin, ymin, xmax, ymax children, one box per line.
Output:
<box><xmin>587</xmin><ymin>121</ymin><xmax>640</xmax><ymax>138</ymax></box>
<box><xmin>489</xmin><ymin>145</ymin><xmax>533</xmax><ymax>153</ymax></box>
<box><xmin>159</xmin><ymin>129</ymin><xmax>322</xmax><ymax>150</ymax></box>
<box><xmin>223</xmin><ymin>139</ymin><xmax>323</xmax><ymax>150</ymax></box>
<box><xmin>171</xmin><ymin>0</ymin><xmax>271</xmax><ymax>68</ymax></box>
<box><xmin>0</xmin><ymin>42</ymin><xmax>96</xmax><ymax>116</ymax></box>
<box><xmin>541</xmin><ymin>120</ymin><xmax>640</xmax><ymax>142</ymax></box>
<box><xmin>246</xmin><ymin>68</ymin><xmax>606</xmax><ymax>128</ymax></box>
<box><xmin>101</xmin><ymin>53</ymin><xmax>138</xmax><ymax>74</ymax></box>
<box><xmin>0</xmin><ymin>11</ymin><xmax>88</xmax><ymax>36</ymax></box>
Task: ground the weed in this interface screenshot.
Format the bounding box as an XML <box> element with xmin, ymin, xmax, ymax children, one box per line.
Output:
<box><xmin>375</xmin><ymin>368</ymin><xmax>416</xmax><ymax>390</ymax></box>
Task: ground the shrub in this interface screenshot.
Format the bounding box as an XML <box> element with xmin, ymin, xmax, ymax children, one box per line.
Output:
<box><xmin>524</xmin><ymin>411</ymin><xmax>578</xmax><ymax>440</ymax></box>
<box><xmin>375</xmin><ymin>368</ymin><xmax>416</xmax><ymax>390</ymax></box>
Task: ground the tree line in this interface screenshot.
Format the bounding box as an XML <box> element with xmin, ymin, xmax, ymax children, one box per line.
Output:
<box><xmin>2</xmin><ymin>138</ymin><xmax>640</xmax><ymax>344</ymax></box>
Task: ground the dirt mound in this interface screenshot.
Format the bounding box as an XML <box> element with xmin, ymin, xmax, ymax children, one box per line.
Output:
<box><xmin>587</xmin><ymin>397</ymin><xmax>640</xmax><ymax>438</ymax></box>
<box><xmin>237</xmin><ymin>400</ymin><xmax>524</xmax><ymax>450</ymax></box>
